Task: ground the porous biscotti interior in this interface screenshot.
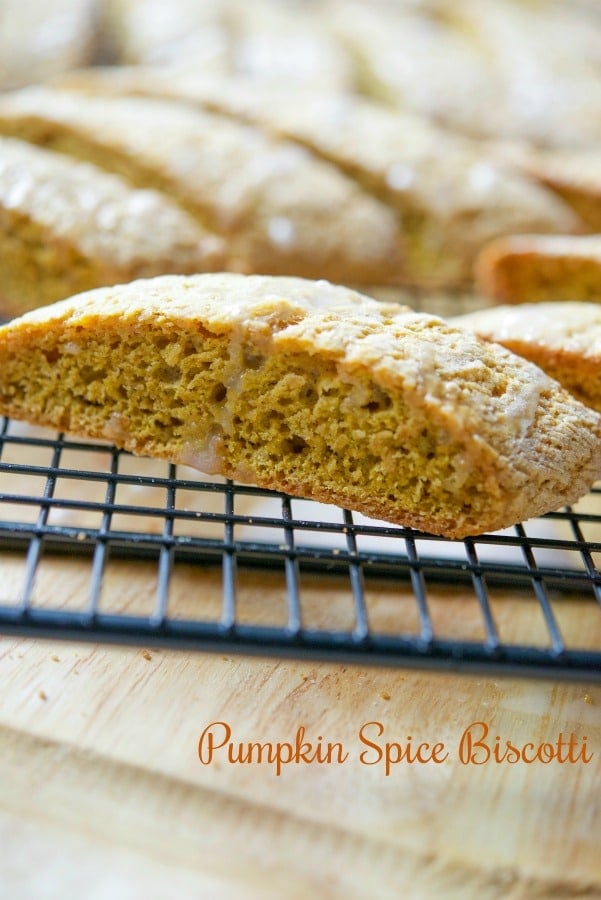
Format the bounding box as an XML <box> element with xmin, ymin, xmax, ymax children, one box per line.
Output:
<box><xmin>0</xmin><ymin>316</ymin><xmax>510</xmax><ymax>537</ymax></box>
<box><xmin>0</xmin><ymin>208</ymin><xmax>107</xmax><ymax>317</ymax></box>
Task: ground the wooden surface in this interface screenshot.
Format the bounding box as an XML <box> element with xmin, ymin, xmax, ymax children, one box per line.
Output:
<box><xmin>0</xmin><ymin>416</ymin><xmax>600</xmax><ymax>898</ymax></box>
<box><xmin>0</xmin><ymin>551</ymin><xmax>600</xmax><ymax>899</ymax></box>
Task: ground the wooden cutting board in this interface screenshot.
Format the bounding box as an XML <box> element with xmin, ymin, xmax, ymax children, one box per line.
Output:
<box><xmin>0</xmin><ymin>553</ymin><xmax>600</xmax><ymax>899</ymax></box>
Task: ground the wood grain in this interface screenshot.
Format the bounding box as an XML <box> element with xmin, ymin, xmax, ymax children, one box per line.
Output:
<box><xmin>0</xmin><ymin>550</ymin><xmax>600</xmax><ymax>898</ymax></box>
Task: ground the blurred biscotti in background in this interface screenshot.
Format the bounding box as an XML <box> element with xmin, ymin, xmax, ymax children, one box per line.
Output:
<box><xmin>490</xmin><ymin>142</ymin><xmax>601</xmax><ymax>231</ymax></box>
<box><xmin>0</xmin><ymin>135</ymin><xmax>225</xmax><ymax>317</ymax></box>
<box><xmin>0</xmin><ymin>86</ymin><xmax>406</xmax><ymax>288</ymax></box>
<box><xmin>97</xmin><ymin>0</ymin><xmax>601</xmax><ymax>149</ymax></box>
<box><xmin>0</xmin><ymin>0</ymin><xmax>99</xmax><ymax>90</ymax></box>
<box><xmin>0</xmin><ymin>0</ymin><xmax>600</xmax><ymax>317</ymax></box>
<box><xmin>100</xmin><ymin>0</ymin><xmax>357</xmax><ymax>90</ymax></box>
<box><xmin>329</xmin><ymin>0</ymin><xmax>601</xmax><ymax>149</ymax></box>
<box><xmin>11</xmin><ymin>76</ymin><xmax>582</xmax><ymax>288</ymax></box>
<box><xmin>4</xmin><ymin>0</ymin><xmax>601</xmax><ymax>145</ymax></box>
<box><xmin>475</xmin><ymin>235</ymin><xmax>601</xmax><ymax>305</ymax></box>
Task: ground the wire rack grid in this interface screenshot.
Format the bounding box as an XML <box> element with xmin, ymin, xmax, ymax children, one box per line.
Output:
<box><xmin>0</xmin><ymin>416</ymin><xmax>600</xmax><ymax>681</ymax></box>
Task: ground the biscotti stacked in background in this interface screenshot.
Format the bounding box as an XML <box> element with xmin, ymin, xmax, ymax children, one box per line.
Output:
<box><xmin>0</xmin><ymin>82</ymin><xmax>587</xmax><ymax>318</ymax></box>
<box><xmin>0</xmin><ymin>0</ymin><xmax>600</xmax><ymax>316</ymax></box>
<box><xmin>98</xmin><ymin>0</ymin><xmax>601</xmax><ymax>148</ymax></box>
<box><xmin>500</xmin><ymin>146</ymin><xmax>601</xmax><ymax>232</ymax></box>
<box><xmin>0</xmin><ymin>135</ymin><xmax>225</xmax><ymax>318</ymax></box>
<box><xmin>0</xmin><ymin>86</ymin><xmax>408</xmax><ymax>317</ymax></box>
<box><xmin>2</xmin><ymin>273</ymin><xmax>601</xmax><ymax>538</ymax></box>
<box><xmin>0</xmin><ymin>0</ymin><xmax>98</xmax><ymax>90</ymax></box>
<box><xmin>326</xmin><ymin>0</ymin><xmax>601</xmax><ymax>149</ymax></box>
<box><xmin>101</xmin><ymin>0</ymin><xmax>356</xmax><ymax>90</ymax></box>
<box><xmin>52</xmin><ymin>69</ymin><xmax>581</xmax><ymax>290</ymax></box>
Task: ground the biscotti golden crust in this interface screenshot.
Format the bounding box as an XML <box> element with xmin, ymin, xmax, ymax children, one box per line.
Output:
<box><xmin>453</xmin><ymin>302</ymin><xmax>601</xmax><ymax>413</ymax></box>
<box><xmin>0</xmin><ymin>136</ymin><xmax>225</xmax><ymax>318</ymax></box>
<box><xmin>0</xmin><ymin>87</ymin><xmax>404</xmax><ymax>287</ymax></box>
<box><xmin>55</xmin><ymin>68</ymin><xmax>581</xmax><ymax>290</ymax></box>
<box><xmin>1</xmin><ymin>273</ymin><xmax>601</xmax><ymax>538</ymax></box>
<box><xmin>475</xmin><ymin>235</ymin><xmax>601</xmax><ymax>305</ymax></box>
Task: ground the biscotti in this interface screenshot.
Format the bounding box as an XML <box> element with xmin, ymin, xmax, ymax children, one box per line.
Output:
<box><xmin>499</xmin><ymin>147</ymin><xmax>601</xmax><ymax>231</ymax></box>
<box><xmin>329</xmin><ymin>0</ymin><xmax>601</xmax><ymax>148</ymax></box>
<box><xmin>0</xmin><ymin>0</ymin><xmax>97</xmax><ymax>90</ymax></box>
<box><xmin>103</xmin><ymin>0</ymin><xmax>354</xmax><ymax>89</ymax></box>
<box><xmin>0</xmin><ymin>87</ymin><xmax>404</xmax><ymax>288</ymax></box>
<box><xmin>475</xmin><ymin>235</ymin><xmax>601</xmax><ymax>305</ymax></box>
<box><xmin>101</xmin><ymin>0</ymin><xmax>230</xmax><ymax>68</ymax></box>
<box><xmin>453</xmin><ymin>302</ymin><xmax>601</xmax><ymax>413</ymax></box>
<box><xmin>55</xmin><ymin>68</ymin><xmax>581</xmax><ymax>290</ymax></box>
<box><xmin>0</xmin><ymin>136</ymin><xmax>224</xmax><ymax>318</ymax></box>
<box><xmin>1</xmin><ymin>273</ymin><xmax>601</xmax><ymax>538</ymax></box>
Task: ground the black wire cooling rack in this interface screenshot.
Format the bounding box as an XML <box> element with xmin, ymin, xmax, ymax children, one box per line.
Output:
<box><xmin>0</xmin><ymin>416</ymin><xmax>600</xmax><ymax>681</ymax></box>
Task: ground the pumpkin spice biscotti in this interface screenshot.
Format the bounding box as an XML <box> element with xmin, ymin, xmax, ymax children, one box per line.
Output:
<box><xmin>453</xmin><ymin>302</ymin><xmax>601</xmax><ymax>413</ymax></box>
<box><xmin>0</xmin><ymin>136</ymin><xmax>225</xmax><ymax>319</ymax></box>
<box><xmin>475</xmin><ymin>235</ymin><xmax>601</xmax><ymax>305</ymax></box>
<box><xmin>55</xmin><ymin>68</ymin><xmax>580</xmax><ymax>290</ymax></box>
<box><xmin>328</xmin><ymin>0</ymin><xmax>601</xmax><ymax>149</ymax></box>
<box><xmin>1</xmin><ymin>273</ymin><xmax>601</xmax><ymax>538</ymax></box>
<box><xmin>496</xmin><ymin>145</ymin><xmax>601</xmax><ymax>231</ymax></box>
<box><xmin>0</xmin><ymin>0</ymin><xmax>98</xmax><ymax>90</ymax></box>
<box><xmin>102</xmin><ymin>0</ymin><xmax>355</xmax><ymax>90</ymax></box>
<box><xmin>0</xmin><ymin>87</ymin><xmax>404</xmax><ymax>287</ymax></box>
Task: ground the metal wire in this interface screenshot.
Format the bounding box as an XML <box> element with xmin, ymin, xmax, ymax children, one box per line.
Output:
<box><xmin>0</xmin><ymin>417</ymin><xmax>600</xmax><ymax>680</ymax></box>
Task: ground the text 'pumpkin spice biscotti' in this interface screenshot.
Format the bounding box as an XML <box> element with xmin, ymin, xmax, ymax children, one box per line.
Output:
<box><xmin>0</xmin><ymin>136</ymin><xmax>225</xmax><ymax>318</ymax></box>
<box><xmin>453</xmin><ymin>302</ymin><xmax>601</xmax><ymax>413</ymax></box>
<box><xmin>1</xmin><ymin>273</ymin><xmax>601</xmax><ymax>539</ymax></box>
<box><xmin>0</xmin><ymin>87</ymin><xmax>404</xmax><ymax>287</ymax></box>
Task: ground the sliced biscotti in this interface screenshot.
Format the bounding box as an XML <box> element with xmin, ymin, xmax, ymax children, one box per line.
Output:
<box><xmin>453</xmin><ymin>302</ymin><xmax>601</xmax><ymax>413</ymax></box>
<box><xmin>102</xmin><ymin>0</ymin><xmax>354</xmax><ymax>89</ymax></box>
<box><xmin>0</xmin><ymin>136</ymin><xmax>225</xmax><ymax>319</ymax></box>
<box><xmin>1</xmin><ymin>273</ymin><xmax>601</xmax><ymax>538</ymax></box>
<box><xmin>219</xmin><ymin>0</ymin><xmax>355</xmax><ymax>90</ymax></box>
<box><xmin>328</xmin><ymin>0</ymin><xmax>601</xmax><ymax>149</ymax></box>
<box><xmin>0</xmin><ymin>0</ymin><xmax>98</xmax><ymax>90</ymax></box>
<box><xmin>493</xmin><ymin>144</ymin><xmax>601</xmax><ymax>231</ymax></box>
<box><xmin>101</xmin><ymin>0</ymin><xmax>230</xmax><ymax>67</ymax></box>
<box><xmin>55</xmin><ymin>68</ymin><xmax>580</xmax><ymax>290</ymax></box>
<box><xmin>0</xmin><ymin>87</ymin><xmax>404</xmax><ymax>287</ymax></box>
<box><xmin>475</xmin><ymin>235</ymin><xmax>601</xmax><ymax>305</ymax></box>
